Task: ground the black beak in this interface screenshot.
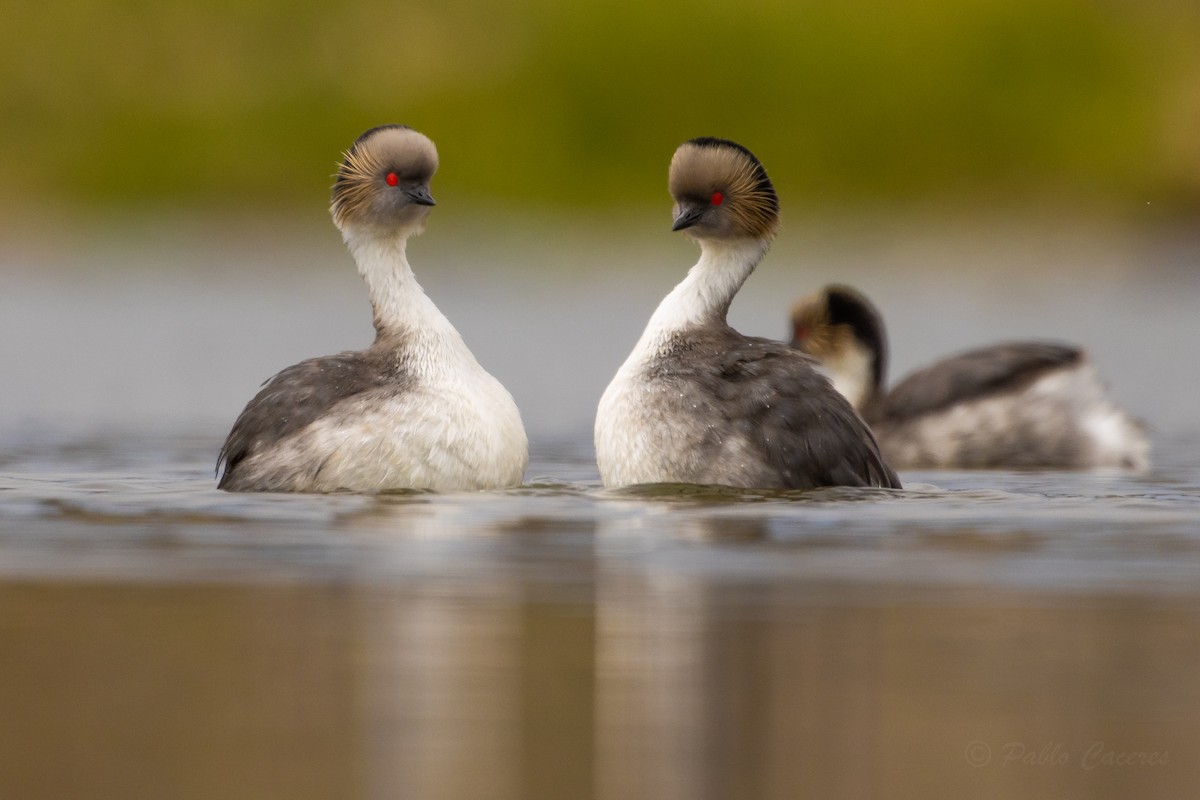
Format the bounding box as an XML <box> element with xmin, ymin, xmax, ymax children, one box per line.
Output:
<box><xmin>671</xmin><ymin>204</ymin><xmax>703</xmax><ymax>232</ymax></box>
<box><xmin>405</xmin><ymin>185</ymin><xmax>436</xmax><ymax>206</ymax></box>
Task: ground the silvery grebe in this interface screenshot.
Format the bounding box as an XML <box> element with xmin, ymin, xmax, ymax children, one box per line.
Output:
<box><xmin>595</xmin><ymin>138</ymin><xmax>900</xmax><ymax>490</ymax></box>
<box><xmin>790</xmin><ymin>284</ymin><xmax>1150</xmax><ymax>470</ymax></box>
<box><xmin>218</xmin><ymin>125</ymin><xmax>528</xmax><ymax>491</ymax></box>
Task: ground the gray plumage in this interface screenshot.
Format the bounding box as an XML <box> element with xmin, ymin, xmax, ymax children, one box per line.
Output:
<box><xmin>870</xmin><ymin>342</ymin><xmax>1083</xmax><ymax>424</ymax></box>
<box><xmin>217</xmin><ymin>345</ymin><xmax>410</xmax><ymax>491</ymax></box>
<box><xmin>867</xmin><ymin>342</ymin><xmax>1106</xmax><ymax>469</ymax></box>
<box><xmin>642</xmin><ymin>327</ymin><xmax>901</xmax><ymax>489</ymax></box>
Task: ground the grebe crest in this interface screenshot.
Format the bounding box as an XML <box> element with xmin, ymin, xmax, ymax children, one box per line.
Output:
<box><xmin>331</xmin><ymin>125</ymin><xmax>438</xmax><ymax>234</ymax></box>
<box><xmin>668</xmin><ymin>137</ymin><xmax>780</xmax><ymax>241</ymax></box>
<box><xmin>790</xmin><ymin>284</ymin><xmax>887</xmax><ymax>409</ymax></box>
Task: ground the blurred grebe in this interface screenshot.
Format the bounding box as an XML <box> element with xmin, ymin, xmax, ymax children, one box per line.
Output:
<box><xmin>594</xmin><ymin>138</ymin><xmax>900</xmax><ymax>490</ymax></box>
<box><xmin>789</xmin><ymin>284</ymin><xmax>1150</xmax><ymax>470</ymax></box>
<box><xmin>217</xmin><ymin>125</ymin><xmax>528</xmax><ymax>492</ymax></box>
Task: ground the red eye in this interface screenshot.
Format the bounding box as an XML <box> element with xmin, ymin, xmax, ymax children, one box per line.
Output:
<box><xmin>796</xmin><ymin>324</ymin><xmax>809</xmax><ymax>340</ymax></box>
<box><xmin>385</xmin><ymin>172</ymin><xmax>399</xmax><ymax>187</ymax></box>
<box><xmin>711</xmin><ymin>192</ymin><xmax>724</xmax><ymax>206</ymax></box>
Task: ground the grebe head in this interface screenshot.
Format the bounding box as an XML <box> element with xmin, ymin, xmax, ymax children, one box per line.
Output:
<box><xmin>667</xmin><ymin>137</ymin><xmax>780</xmax><ymax>242</ymax></box>
<box><xmin>331</xmin><ymin>125</ymin><xmax>438</xmax><ymax>235</ymax></box>
<box><xmin>790</xmin><ymin>285</ymin><xmax>889</xmax><ymax>406</ymax></box>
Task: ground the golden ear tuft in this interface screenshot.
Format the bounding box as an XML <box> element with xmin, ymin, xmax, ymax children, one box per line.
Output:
<box><xmin>330</xmin><ymin>126</ymin><xmax>439</xmax><ymax>229</ymax></box>
<box><xmin>668</xmin><ymin>137</ymin><xmax>780</xmax><ymax>240</ymax></box>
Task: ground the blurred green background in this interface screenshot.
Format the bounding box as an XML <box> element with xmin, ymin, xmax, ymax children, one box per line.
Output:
<box><xmin>3</xmin><ymin>0</ymin><xmax>1199</xmax><ymax>220</ymax></box>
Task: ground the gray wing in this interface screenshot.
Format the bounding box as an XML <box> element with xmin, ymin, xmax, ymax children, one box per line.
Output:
<box><xmin>703</xmin><ymin>335</ymin><xmax>901</xmax><ymax>489</ymax></box>
<box><xmin>216</xmin><ymin>350</ymin><xmax>405</xmax><ymax>487</ymax></box>
<box><xmin>873</xmin><ymin>341</ymin><xmax>1083</xmax><ymax>425</ymax></box>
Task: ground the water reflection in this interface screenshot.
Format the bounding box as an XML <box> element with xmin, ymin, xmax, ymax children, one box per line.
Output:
<box><xmin>3</xmin><ymin>433</ymin><xmax>1200</xmax><ymax>798</ymax></box>
<box><xmin>361</xmin><ymin>588</ymin><xmax>527</xmax><ymax>800</ymax></box>
<box><xmin>3</xmin><ymin>576</ymin><xmax>1195</xmax><ymax>799</ymax></box>
<box><xmin>0</xmin><ymin>583</ymin><xmax>364</xmax><ymax>799</ymax></box>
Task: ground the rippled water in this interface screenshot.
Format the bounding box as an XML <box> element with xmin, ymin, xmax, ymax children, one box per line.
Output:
<box><xmin>3</xmin><ymin>427</ymin><xmax>1200</xmax><ymax>798</ymax></box>
<box><xmin>3</xmin><ymin>219</ymin><xmax>1199</xmax><ymax>797</ymax></box>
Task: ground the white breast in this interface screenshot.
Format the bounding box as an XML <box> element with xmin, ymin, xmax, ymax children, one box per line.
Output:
<box><xmin>595</xmin><ymin>362</ymin><xmax>667</xmax><ymax>487</ymax></box>
<box><xmin>291</xmin><ymin>349</ymin><xmax>527</xmax><ymax>491</ymax></box>
<box><xmin>595</xmin><ymin>241</ymin><xmax>766</xmax><ymax>488</ymax></box>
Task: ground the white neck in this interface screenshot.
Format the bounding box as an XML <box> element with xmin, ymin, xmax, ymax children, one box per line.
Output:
<box><xmin>632</xmin><ymin>237</ymin><xmax>769</xmax><ymax>355</ymax></box>
<box><xmin>341</xmin><ymin>226</ymin><xmax>472</xmax><ymax>366</ymax></box>
<box><xmin>824</xmin><ymin>339</ymin><xmax>875</xmax><ymax>410</ymax></box>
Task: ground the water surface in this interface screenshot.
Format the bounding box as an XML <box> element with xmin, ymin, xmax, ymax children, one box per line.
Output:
<box><xmin>2</xmin><ymin>429</ymin><xmax>1199</xmax><ymax>799</ymax></box>
<box><xmin>2</xmin><ymin>219</ymin><xmax>1198</xmax><ymax>798</ymax></box>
